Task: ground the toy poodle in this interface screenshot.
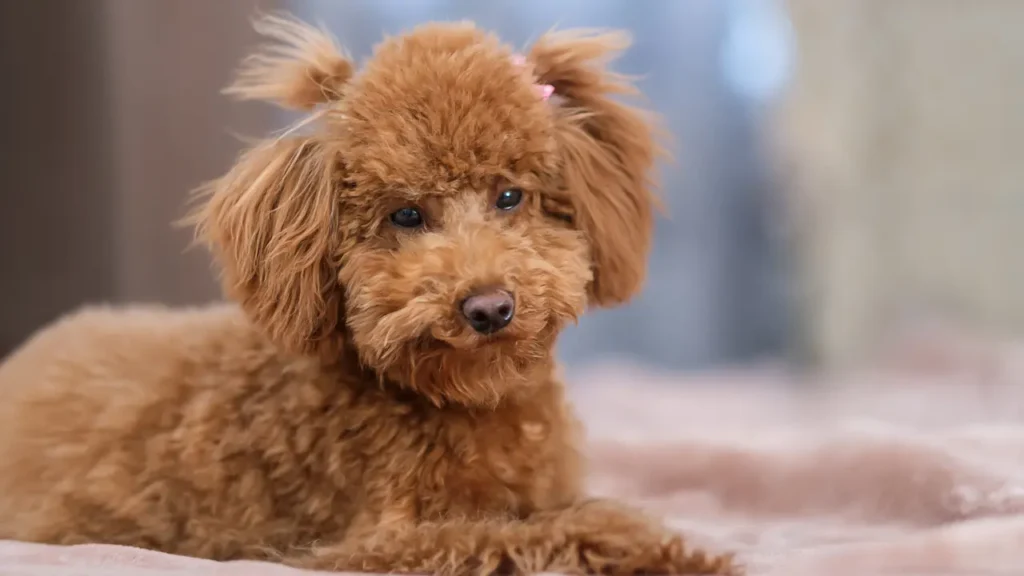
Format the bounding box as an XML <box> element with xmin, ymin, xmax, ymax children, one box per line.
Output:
<box><xmin>0</xmin><ymin>13</ymin><xmax>738</xmax><ymax>576</ymax></box>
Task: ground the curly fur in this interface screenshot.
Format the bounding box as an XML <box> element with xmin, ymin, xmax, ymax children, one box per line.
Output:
<box><xmin>0</xmin><ymin>13</ymin><xmax>737</xmax><ymax>576</ymax></box>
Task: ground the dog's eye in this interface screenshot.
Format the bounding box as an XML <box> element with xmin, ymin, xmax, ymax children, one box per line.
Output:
<box><xmin>495</xmin><ymin>188</ymin><xmax>523</xmax><ymax>211</ymax></box>
<box><xmin>389</xmin><ymin>207</ymin><xmax>423</xmax><ymax>228</ymax></box>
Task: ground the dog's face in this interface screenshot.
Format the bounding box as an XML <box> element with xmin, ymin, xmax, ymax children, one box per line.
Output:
<box><xmin>193</xmin><ymin>16</ymin><xmax>660</xmax><ymax>407</ymax></box>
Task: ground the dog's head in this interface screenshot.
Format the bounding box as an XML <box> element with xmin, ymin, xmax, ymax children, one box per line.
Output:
<box><xmin>191</xmin><ymin>14</ymin><xmax>661</xmax><ymax>407</ymax></box>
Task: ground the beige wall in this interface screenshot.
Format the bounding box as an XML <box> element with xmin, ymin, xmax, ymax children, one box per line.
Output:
<box><xmin>0</xmin><ymin>0</ymin><xmax>278</xmax><ymax>355</ymax></box>
<box><xmin>773</xmin><ymin>0</ymin><xmax>1024</xmax><ymax>370</ymax></box>
<box><xmin>102</xmin><ymin>0</ymin><xmax>278</xmax><ymax>305</ymax></box>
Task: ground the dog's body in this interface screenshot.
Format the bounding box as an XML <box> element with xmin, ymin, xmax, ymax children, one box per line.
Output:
<box><xmin>0</xmin><ymin>15</ymin><xmax>736</xmax><ymax>575</ymax></box>
<box><xmin>0</xmin><ymin>304</ymin><xmax>581</xmax><ymax>560</ymax></box>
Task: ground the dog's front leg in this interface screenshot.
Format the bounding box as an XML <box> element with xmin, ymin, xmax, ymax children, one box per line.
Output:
<box><xmin>288</xmin><ymin>499</ymin><xmax>738</xmax><ymax>575</ymax></box>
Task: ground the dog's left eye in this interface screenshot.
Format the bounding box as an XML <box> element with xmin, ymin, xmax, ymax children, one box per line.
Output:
<box><xmin>389</xmin><ymin>207</ymin><xmax>423</xmax><ymax>228</ymax></box>
<box><xmin>496</xmin><ymin>188</ymin><xmax>523</xmax><ymax>211</ymax></box>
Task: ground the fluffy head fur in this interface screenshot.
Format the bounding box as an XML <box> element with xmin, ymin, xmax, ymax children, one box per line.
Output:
<box><xmin>190</xmin><ymin>14</ymin><xmax>662</xmax><ymax>408</ymax></box>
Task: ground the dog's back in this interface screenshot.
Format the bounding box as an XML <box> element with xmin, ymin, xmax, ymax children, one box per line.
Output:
<box><xmin>0</xmin><ymin>304</ymin><xmax>358</xmax><ymax>558</ymax></box>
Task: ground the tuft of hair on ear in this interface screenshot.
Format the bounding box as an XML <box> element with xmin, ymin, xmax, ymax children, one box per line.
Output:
<box><xmin>183</xmin><ymin>134</ymin><xmax>345</xmax><ymax>359</ymax></box>
<box><xmin>224</xmin><ymin>12</ymin><xmax>354</xmax><ymax>111</ymax></box>
<box><xmin>527</xmin><ymin>29</ymin><xmax>668</xmax><ymax>308</ymax></box>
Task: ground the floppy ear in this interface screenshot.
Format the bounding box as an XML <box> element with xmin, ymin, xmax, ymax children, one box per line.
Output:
<box><xmin>190</xmin><ymin>136</ymin><xmax>344</xmax><ymax>357</ymax></box>
<box><xmin>187</xmin><ymin>13</ymin><xmax>353</xmax><ymax>357</ymax></box>
<box><xmin>528</xmin><ymin>30</ymin><xmax>663</xmax><ymax>308</ymax></box>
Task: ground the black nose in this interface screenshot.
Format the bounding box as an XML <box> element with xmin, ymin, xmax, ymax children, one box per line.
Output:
<box><xmin>460</xmin><ymin>290</ymin><xmax>515</xmax><ymax>334</ymax></box>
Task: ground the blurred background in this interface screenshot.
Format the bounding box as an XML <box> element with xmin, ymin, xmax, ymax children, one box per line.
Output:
<box><xmin>1</xmin><ymin>0</ymin><xmax>1021</xmax><ymax>379</ymax></box>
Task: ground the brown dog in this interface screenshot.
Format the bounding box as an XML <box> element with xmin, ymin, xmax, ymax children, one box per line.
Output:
<box><xmin>0</xmin><ymin>14</ymin><xmax>737</xmax><ymax>576</ymax></box>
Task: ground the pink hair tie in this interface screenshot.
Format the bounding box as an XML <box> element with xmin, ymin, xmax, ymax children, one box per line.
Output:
<box><xmin>511</xmin><ymin>54</ymin><xmax>554</xmax><ymax>101</ymax></box>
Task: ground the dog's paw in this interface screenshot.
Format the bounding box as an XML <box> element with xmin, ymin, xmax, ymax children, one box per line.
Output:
<box><xmin>538</xmin><ymin>499</ymin><xmax>741</xmax><ymax>575</ymax></box>
<box><xmin>284</xmin><ymin>501</ymin><xmax>741</xmax><ymax>576</ymax></box>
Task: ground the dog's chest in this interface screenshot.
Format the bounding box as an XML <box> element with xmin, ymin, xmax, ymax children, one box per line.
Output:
<box><xmin>412</xmin><ymin>400</ymin><xmax>582</xmax><ymax>519</ymax></box>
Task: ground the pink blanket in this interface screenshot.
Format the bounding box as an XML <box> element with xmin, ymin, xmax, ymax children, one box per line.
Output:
<box><xmin>4</xmin><ymin>339</ymin><xmax>1024</xmax><ymax>575</ymax></box>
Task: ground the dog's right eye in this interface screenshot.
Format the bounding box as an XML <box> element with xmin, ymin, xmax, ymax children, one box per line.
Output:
<box><xmin>389</xmin><ymin>207</ymin><xmax>423</xmax><ymax>229</ymax></box>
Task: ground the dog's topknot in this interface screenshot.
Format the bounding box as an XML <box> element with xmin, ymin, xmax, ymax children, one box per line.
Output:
<box><xmin>225</xmin><ymin>13</ymin><xmax>354</xmax><ymax>110</ymax></box>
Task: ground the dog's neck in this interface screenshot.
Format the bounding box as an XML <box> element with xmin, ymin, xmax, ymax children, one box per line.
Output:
<box><xmin>352</xmin><ymin>353</ymin><xmax>561</xmax><ymax>414</ymax></box>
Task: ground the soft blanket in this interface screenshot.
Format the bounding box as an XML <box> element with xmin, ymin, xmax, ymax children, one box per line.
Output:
<box><xmin>4</xmin><ymin>336</ymin><xmax>1024</xmax><ymax>575</ymax></box>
